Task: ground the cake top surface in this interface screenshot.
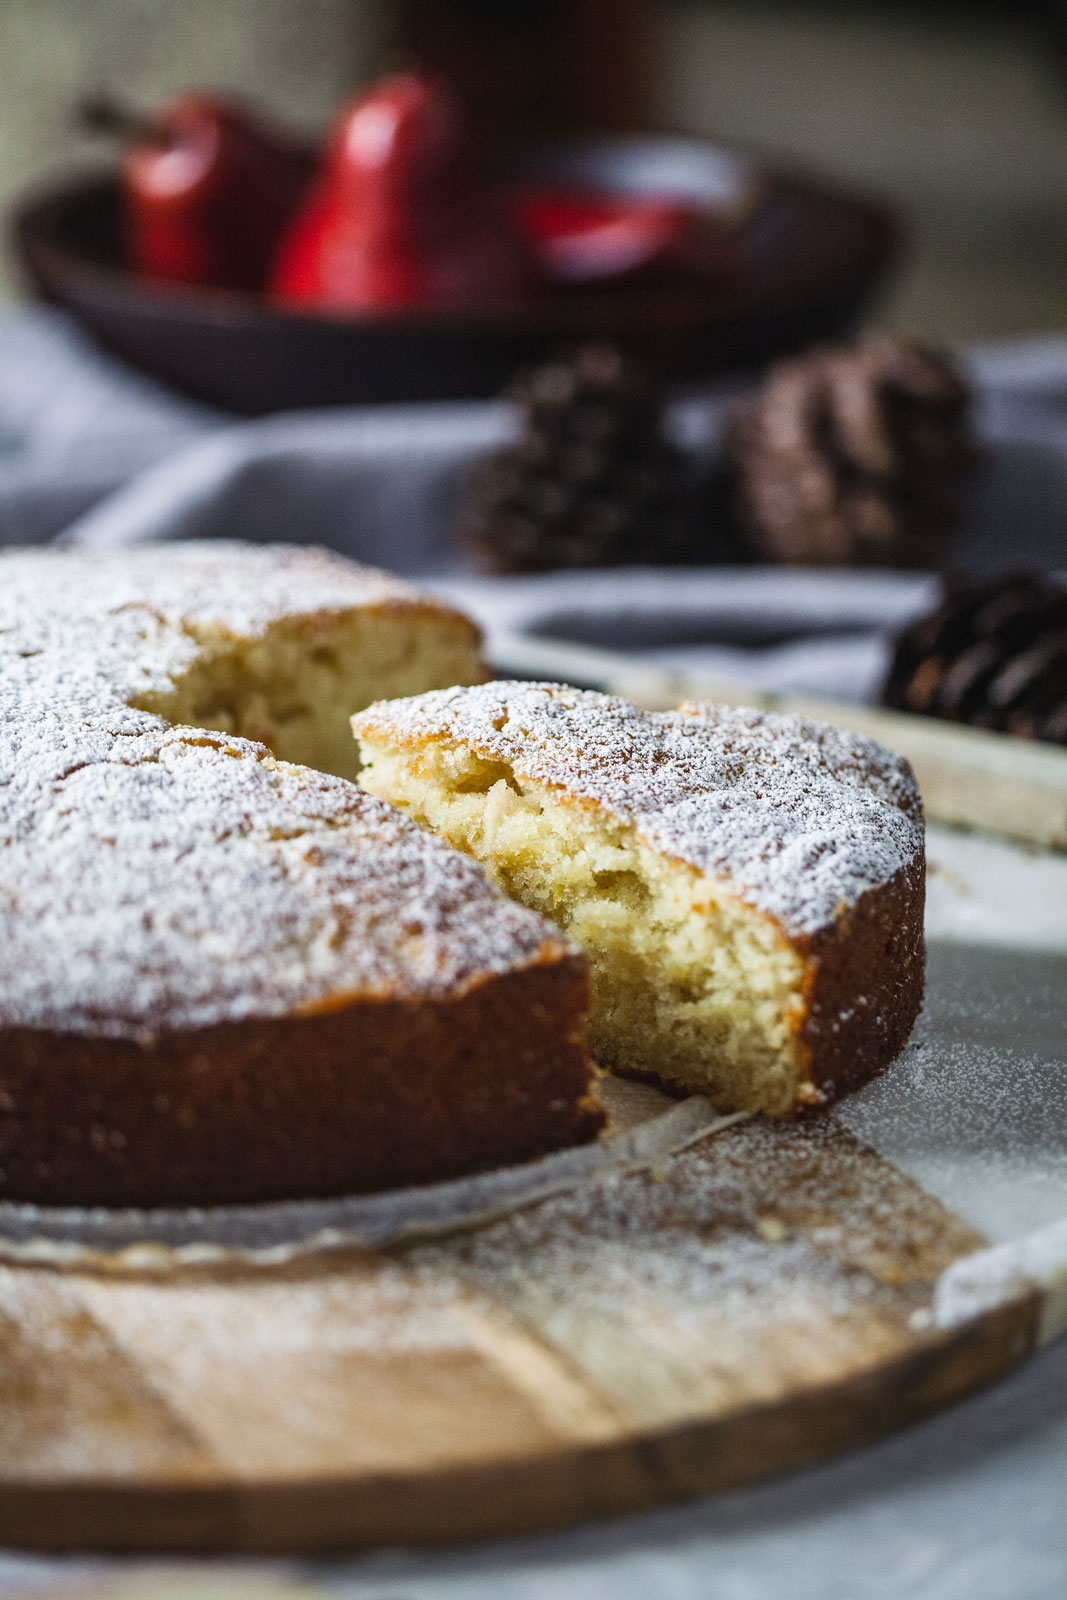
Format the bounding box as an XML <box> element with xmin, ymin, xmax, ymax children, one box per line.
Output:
<box><xmin>0</xmin><ymin>540</ymin><xmax>459</xmax><ymax>635</ymax></box>
<box><xmin>0</xmin><ymin>543</ymin><xmax>556</xmax><ymax>1037</ymax></box>
<box><xmin>0</xmin><ymin>540</ymin><xmax>476</xmax><ymax>702</ymax></box>
<box><xmin>354</xmin><ymin>680</ymin><xmax>924</xmax><ymax>937</ymax></box>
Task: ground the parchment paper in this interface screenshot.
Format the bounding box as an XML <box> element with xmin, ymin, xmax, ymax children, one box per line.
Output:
<box><xmin>0</xmin><ymin>1077</ymin><xmax>744</xmax><ymax>1272</ymax></box>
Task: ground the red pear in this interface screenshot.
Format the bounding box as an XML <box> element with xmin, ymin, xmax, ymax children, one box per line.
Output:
<box><xmin>271</xmin><ymin>73</ymin><xmax>537</xmax><ymax>312</ymax></box>
<box><xmin>112</xmin><ymin>93</ymin><xmax>307</xmax><ymax>291</ymax></box>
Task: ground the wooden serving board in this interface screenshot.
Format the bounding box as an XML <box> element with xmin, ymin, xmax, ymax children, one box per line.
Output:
<box><xmin>0</xmin><ymin>1113</ymin><xmax>1039</xmax><ymax>1552</ymax></box>
<box><xmin>0</xmin><ymin>655</ymin><xmax>1062</xmax><ymax>1553</ymax></box>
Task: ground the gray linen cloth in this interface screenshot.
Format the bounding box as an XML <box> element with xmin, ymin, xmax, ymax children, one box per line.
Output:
<box><xmin>3</xmin><ymin>304</ymin><xmax>1067</xmax><ymax>706</ymax></box>
<box><xmin>0</xmin><ymin>307</ymin><xmax>218</xmax><ymax>541</ymax></box>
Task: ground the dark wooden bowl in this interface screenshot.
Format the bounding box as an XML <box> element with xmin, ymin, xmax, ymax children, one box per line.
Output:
<box><xmin>11</xmin><ymin>137</ymin><xmax>899</xmax><ymax>415</ymax></box>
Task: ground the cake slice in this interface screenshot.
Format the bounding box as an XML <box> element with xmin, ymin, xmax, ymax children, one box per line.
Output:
<box><xmin>353</xmin><ymin>681</ymin><xmax>926</xmax><ymax>1115</ymax></box>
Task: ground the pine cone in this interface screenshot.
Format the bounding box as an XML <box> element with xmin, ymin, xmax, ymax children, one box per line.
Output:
<box><xmin>726</xmin><ymin>332</ymin><xmax>977</xmax><ymax>568</ymax></box>
<box><xmin>462</xmin><ymin>345</ymin><xmax>717</xmax><ymax>573</ymax></box>
<box><xmin>882</xmin><ymin>572</ymin><xmax>1067</xmax><ymax>744</ymax></box>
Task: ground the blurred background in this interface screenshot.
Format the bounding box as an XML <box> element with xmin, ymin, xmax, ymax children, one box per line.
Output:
<box><xmin>2</xmin><ymin>0</ymin><xmax>1067</xmax><ymax>339</ymax></box>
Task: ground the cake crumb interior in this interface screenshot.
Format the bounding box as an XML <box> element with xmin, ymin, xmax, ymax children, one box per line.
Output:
<box><xmin>357</xmin><ymin>737</ymin><xmax>811</xmax><ymax>1114</ymax></box>
<box><xmin>140</xmin><ymin>610</ymin><xmax>484</xmax><ymax>781</ymax></box>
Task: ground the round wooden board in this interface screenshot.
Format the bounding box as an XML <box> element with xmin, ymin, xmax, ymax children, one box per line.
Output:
<box><xmin>0</xmin><ymin>1115</ymin><xmax>1039</xmax><ymax>1552</ymax></box>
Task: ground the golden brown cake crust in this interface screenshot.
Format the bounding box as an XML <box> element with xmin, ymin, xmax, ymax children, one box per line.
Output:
<box><xmin>0</xmin><ymin>545</ymin><xmax>601</xmax><ymax>1207</ymax></box>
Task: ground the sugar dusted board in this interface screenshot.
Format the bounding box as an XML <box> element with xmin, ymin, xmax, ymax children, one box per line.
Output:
<box><xmin>0</xmin><ymin>1109</ymin><xmax>1037</xmax><ymax>1552</ymax></box>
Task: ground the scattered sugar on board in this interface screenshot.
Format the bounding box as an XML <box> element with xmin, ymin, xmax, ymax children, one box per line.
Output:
<box><xmin>0</xmin><ymin>1259</ymin><xmax>480</xmax><ymax>1476</ymax></box>
<box><xmin>839</xmin><ymin>944</ymin><xmax>1067</xmax><ymax>1243</ymax></box>
<box><xmin>356</xmin><ymin>680</ymin><xmax>923</xmax><ymax>936</ymax></box>
<box><xmin>0</xmin><ymin>1119</ymin><xmax>983</xmax><ymax>1457</ymax></box>
<box><xmin>402</xmin><ymin>1118</ymin><xmax>981</xmax><ymax>1341</ymax></box>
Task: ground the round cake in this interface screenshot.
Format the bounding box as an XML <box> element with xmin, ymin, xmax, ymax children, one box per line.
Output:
<box><xmin>354</xmin><ymin>682</ymin><xmax>926</xmax><ymax>1115</ymax></box>
<box><xmin>0</xmin><ymin>544</ymin><xmax>601</xmax><ymax>1207</ymax></box>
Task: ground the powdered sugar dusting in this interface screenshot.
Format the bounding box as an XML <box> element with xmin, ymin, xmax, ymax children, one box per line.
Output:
<box><xmin>0</xmin><ymin>544</ymin><xmax>558</xmax><ymax>1036</ymax></box>
<box><xmin>356</xmin><ymin>680</ymin><xmax>923</xmax><ymax>935</ymax></box>
<box><xmin>6</xmin><ymin>538</ymin><xmax>456</xmax><ymax>643</ymax></box>
<box><xmin>401</xmin><ymin>1115</ymin><xmax>980</xmax><ymax>1399</ymax></box>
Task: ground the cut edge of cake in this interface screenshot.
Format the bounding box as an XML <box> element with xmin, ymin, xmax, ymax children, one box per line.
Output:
<box><xmin>130</xmin><ymin>548</ymin><xmax>488</xmax><ymax>782</ymax></box>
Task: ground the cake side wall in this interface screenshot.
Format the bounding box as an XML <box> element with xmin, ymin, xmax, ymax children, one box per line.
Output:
<box><xmin>0</xmin><ymin>953</ymin><xmax>600</xmax><ymax>1208</ymax></box>
<box><xmin>795</xmin><ymin>848</ymin><xmax>926</xmax><ymax>1109</ymax></box>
